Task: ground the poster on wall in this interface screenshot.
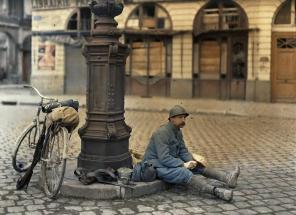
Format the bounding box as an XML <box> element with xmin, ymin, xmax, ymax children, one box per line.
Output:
<box><xmin>38</xmin><ymin>44</ymin><xmax>55</xmax><ymax>70</ymax></box>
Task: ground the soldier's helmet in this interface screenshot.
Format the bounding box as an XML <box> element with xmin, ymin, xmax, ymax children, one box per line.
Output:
<box><xmin>168</xmin><ymin>105</ymin><xmax>189</xmax><ymax>119</ymax></box>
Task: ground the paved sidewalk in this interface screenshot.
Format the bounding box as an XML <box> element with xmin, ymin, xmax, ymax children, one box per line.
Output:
<box><xmin>1</xmin><ymin>86</ymin><xmax>296</xmax><ymax>119</ymax></box>
<box><xmin>0</xmin><ymin>105</ymin><xmax>296</xmax><ymax>214</ymax></box>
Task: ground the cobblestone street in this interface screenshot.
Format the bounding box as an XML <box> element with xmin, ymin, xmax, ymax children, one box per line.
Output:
<box><xmin>0</xmin><ymin>104</ymin><xmax>295</xmax><ymax>215</ymax></box>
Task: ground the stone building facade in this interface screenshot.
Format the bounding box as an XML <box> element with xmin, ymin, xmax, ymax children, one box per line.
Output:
<box><xmin>0</xmin><ymin>0</ymin><xmax>32</xmax><ymax>84</ymax></box>
<box><xmin>31</xmin><ymin>0</ymin><xmax>296</xmax><ymax>102</ymax></box>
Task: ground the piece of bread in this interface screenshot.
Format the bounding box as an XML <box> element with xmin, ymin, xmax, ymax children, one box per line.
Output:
<box><xmin>192</xmin><ymin>153</ymin><xmax>208</xmax><ymax>167</ymax></box>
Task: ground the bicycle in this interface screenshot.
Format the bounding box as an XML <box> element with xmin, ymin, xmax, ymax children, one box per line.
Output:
<box><xmin>12</xmin><ymin>85</ymin><xmax>56</xmax><ymax>173</ymax></box>
<box><xmin>12</xmin><ymin>85</ymin><xmax>79</xmax><ymax>199</ymax></box>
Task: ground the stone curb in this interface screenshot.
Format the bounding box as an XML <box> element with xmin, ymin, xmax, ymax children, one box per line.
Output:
<box><xmin>0</xmin><ymin>98</ymin><xmax>245</xmax><ymax>117</ymax></box>
<box><xmin>1</xmin><ymin>93</ymin><xmax>296</xmax><ymax>119</ymax></box>
<box><xmin>125</xmin><ymin>107</ymin><xmax>247</xmax><ymax>117</ymax></box>
<box><xmin>61</xmin><ymin>179</ymin><xmax>168</xmax><ymax>200</ymax></box>
<box><xmin>60</xmin><ymin>160</ymin><xmax>168</xmax><ymax>200</ymax></box>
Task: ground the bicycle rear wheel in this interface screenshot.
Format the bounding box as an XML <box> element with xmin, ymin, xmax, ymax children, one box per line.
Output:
<box><xmin>12</xmin><ymin>123</ymin><xmax>41</xmax><ymax>172</ymax></box>
<box><xmin>41</xmin><ymin>126</ymin><xmax>68</xmax><ymax>199</ymax></box>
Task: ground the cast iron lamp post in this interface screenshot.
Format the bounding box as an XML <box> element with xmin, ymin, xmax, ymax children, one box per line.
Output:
<box><xmin>78</xmin><ymin>0</ymin><xmax>132</xmax><ymax>171</ymax></box>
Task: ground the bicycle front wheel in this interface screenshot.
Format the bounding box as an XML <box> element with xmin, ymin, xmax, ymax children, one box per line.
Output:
<box><xmin>12</xmin><ymin>123</ymin><xmax>40</xmax><ymax>172</ymax></box>
<box><xmin>41</xmin><ymin>126</ymin><xmax>68</xmax><ymax>199</ymax></box>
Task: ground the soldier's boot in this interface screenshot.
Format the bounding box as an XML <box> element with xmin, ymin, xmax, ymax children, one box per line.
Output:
<box><xmin>201</xmin><ymin>165</ymin><xmax>240</xmax><ymax>188</ymax></box>
<box><xmin>213</xmin><ymin>187</ymin><xmax>233</xmax><ymax>202</ymax></box>
<box><xmin>188</xmin><ymin>175</ymin><xmax>233</xmax><ymax>202</ymax></box>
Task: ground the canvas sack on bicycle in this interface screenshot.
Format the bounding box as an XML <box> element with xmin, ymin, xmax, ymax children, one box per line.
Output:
<box><xmin>46</xmin><ymin>106</ymin><xmax>79</xmax><ymax>131</ymax></box>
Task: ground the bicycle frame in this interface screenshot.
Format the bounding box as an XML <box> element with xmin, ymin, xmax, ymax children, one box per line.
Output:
<box><xmin>11</xmin><ymin>85</ymin><xmax>58</xmax><ymax>170</ymax></box>
<box><xmin>22</xmin><ymin>85</ymin><xmax>58</xmax><ymax>138</ymax></box>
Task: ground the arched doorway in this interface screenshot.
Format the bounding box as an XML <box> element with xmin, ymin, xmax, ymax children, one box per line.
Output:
<box><xmin>22</xmin><ymin>36</ymin><xmax>31</xmax><ymax>83</ymax></box>
<box><xmin>64</xmin><ymin>8</ymin><xmax>91</xmax><ymax>94</ymax></box>
<box><xmin>192</xmin><ymin>0</ymin><xmax>248</xmax><ymax>100</ymax></box>
<box><xmin>271</xmin><ymin>0</ymin><xmax>296</xmax><ymax>102</ymax></box>
<box><xmin>124</xmin><ymin>3</ymin><xmax>172</xmax><ymax>97</ymax></box>
<box><xmin>0</xmin><ymin>33</ymin><xmax>9</xmax><ymax>81</ymax></box>
<box><xmin>0</xmin><ymin>32</ymin><xmax>16</xmax><ymax>82</ymax></box>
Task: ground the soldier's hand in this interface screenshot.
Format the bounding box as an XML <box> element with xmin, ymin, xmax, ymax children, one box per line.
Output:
<box><xmin>184</xmin><ymin>161</ymin><xmax>197</xmax><ymax>169</ymax></box>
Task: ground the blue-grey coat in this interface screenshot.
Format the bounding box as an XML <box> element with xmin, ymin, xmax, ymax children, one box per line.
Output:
<box><xmin>143</xmin><ymin>122</ymin><xmax>202</xmax><ymax>184</ymax></box>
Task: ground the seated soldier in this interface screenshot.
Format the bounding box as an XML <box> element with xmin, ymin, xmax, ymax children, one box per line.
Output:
<box><xmin>143</xmin><ymin>105</ymin><xmax>240</xmax><ymax>202</ymax></box>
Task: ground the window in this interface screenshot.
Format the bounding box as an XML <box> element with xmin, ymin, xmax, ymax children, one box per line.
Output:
<box><xmin>32</xmin><ymin>0</ymin><xmax>70</xmax><ymax>9</ymax></box>
<box><xmin>202</xmin><ymin>7</ymin><xmax>241</xmax><ymax>30</ymax></box>
<box><xmin>0</xmin><ymin>0</ymin><xmax>8</xmax><ymax>15</ymax></box>
<box><xmin>24</xmin><ymin>0</ymin><xmax>31</xmax><ymax>18</ymax></box>
<box><xmin>8</xmin><ymin>0</ymin><xmax>19</xmax><ymax>17</ymax></box>
<box><xmin>274</xmin><ymin>0</ymin><xmax>296</xmax><ymax>25</ymax></box>
<box><xmin>67</xmin><ymin>8</ymin><xmax>91</xmax><ymax>31</ymax></box>
<box><xmin>143</xmin><ymin>4</ymin><xmax>155</xmax><ymax>17</ymax></box>
<box><xmin>222</xmin><ymin>8</ymin><xmax>240</xmax><ymax>29</ymax></box>
<box><xmin>203</xmin><ymin>9</ymin><xmax>219</xmax><ymax>30</ymax></box>
<box><xmin>80</xmin><ymin>7</ymin><xmax>91</xmax><ymax>31</ymax></box>
<box><xmin>126</xmin><ymin>4</ymin><xmax>171</xmax><ymax>30</ymax></box>
<box><xmin>195</xmin><ymin>0</ymin><xmax>247</xmax><ymax>32</ymax></box>
<box><xmin>67</xmin><ymin>13</ymin><xmax>78</xmax><ymax>30</ymax></box>
<box><xmin>76</xmin><ymin>0</ymin><xmax>89</xmax><ymax>7</ymax></box>
<box><xmin>277</xmin><ymin>38</ymin><xmax>296</xmax><ymax>48</ymax></box>
<box><xmin>231</xmin><ymin>42</ymin><xmax>246</xmax><ymax>79</ymax></box>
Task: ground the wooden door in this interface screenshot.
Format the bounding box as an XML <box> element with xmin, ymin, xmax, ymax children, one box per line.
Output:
<box><xmin>129</xmin><ymin>41</ymin><xmax>149</xmax><ymax>96</ymax></box>
<box><xmin>193</xmin><ymin>35</ymin><xmax>247</xmax><ymax>100</ymax></box>
<box><xmin>272</xmin><ymin>33</ymin><xmax>296</xmax><ymax>102</ymax></box>
<box><xmin>198</xmin><ymin>40</ymin><xmax>221</xmax><ymax>98</ymax></box>
<box><xmin>126</xmin><ymin>38</ymin><xmax>169</xmax><ymax>97</ymax></box>
<box><xmin>229</xmin><ymin>37</ymin><xmax>247</xmax><ymax>99</ymax></box>
<box><xmin>148</xmin><ymin>41</ymin><xmax>168</xmax><ymax>96</ymax></box>
<box><xmin>0</xmin><ymin>48</ymin><xmax>8</xmax><ymax>81</ymax></box>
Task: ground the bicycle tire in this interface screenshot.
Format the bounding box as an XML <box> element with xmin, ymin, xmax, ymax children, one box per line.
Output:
<box><xmin>41</xmin><ymin>126</ymin><xmax>68</xmax><ymax>199</ymax></box>
<box><xmin>12</xmin><ymin>123</ymin><xmax>42</xmax><ymax>172</ymax></box>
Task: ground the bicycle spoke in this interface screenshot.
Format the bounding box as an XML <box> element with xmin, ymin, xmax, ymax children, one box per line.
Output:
<box><xmin>41</xmin><ymin>126</ymin><xmax>67</xmax><ymax>198</ymax></box>
<box><xmin>52</xmin><ymin>166</ymin><xmax>59</xmax><ymax>191</ymax></box>
<box><xmin>13</xmin><ymin>124</ymin><xmax>40</xmax><ymax>172</ymax></box>
<box><xmin>50</xmin><ymin>167</ymin><xmax>54</xmax><ymax>192</ymax></box>
<box><xmin>56</xmin><ymin>133</ymin><xmax>63</xmax><ymax>159</ymax></box>
<box><xmin>50</xmin><ymin>159</ymin><xmax>61</xmax><ymax>192</ymax></box>
<box><xmin>48</xmin><ymin>134</ymin><xmax>54</xmax><ymax>159</ymax></box>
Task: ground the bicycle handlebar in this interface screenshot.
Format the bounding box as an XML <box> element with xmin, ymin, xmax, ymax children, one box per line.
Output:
<box><xmin>23</xmin><ymin>85</ymin><xmax>57</xmax><ymax>101</ymax></box>
<box><xmin>0</xmin><ymin>84</ymin><xmax>57</xmax><ymax>102</ymax></box>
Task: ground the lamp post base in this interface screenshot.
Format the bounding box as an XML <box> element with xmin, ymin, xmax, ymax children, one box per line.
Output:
<box><xmin>77</xmin><ymin>119</ymin><xmax>132</xmax><ymax>171</ymax></box>
<box><xmin>77</xmin><ymin>139</ymin><xmax>132</xmax><ymax>171</ymax></box>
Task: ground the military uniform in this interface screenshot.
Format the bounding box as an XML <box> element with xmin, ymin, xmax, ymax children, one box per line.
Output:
<box><xmin>142</xmin><ymin>105</ymin><xmax>240</xmax><ymax>202</ymax></box>
<box><xmin>143</xmin><ymin>121</ymin><xmax>204</xmax><ymax>184</ymax></box>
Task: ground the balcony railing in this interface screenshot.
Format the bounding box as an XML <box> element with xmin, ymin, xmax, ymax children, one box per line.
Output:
<box><xmin>0</xmin><ymin>14</ymin><xmax>31</xmax><ymax>27</ymax></box>
<box><xmin>123</xmin><ymin>0</ymin><xmax>197</xmax><ymax>3</ymax></box>
<box><xmin>32</xmin><ymin>0</ymin><xmax>89</xmax><ymax>9</ymax></box>
<box><xmin>32</xmin><ymin>0</ymin><xmax>197</xmax><ymax>8</ymax></box>
<box><xmin>20</xmin><ymin>17</ymin><xmax>32</xmax><ymax>27</ymax></box>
